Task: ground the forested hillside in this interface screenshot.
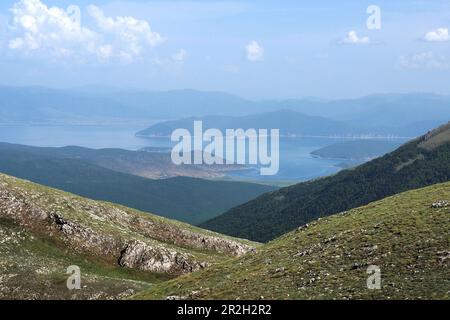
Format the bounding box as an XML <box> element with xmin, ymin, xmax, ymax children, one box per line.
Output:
<box><xmin>201</xmin><ymin>122</ymin><xmax>450</xmax><ymax>242</ymax></box>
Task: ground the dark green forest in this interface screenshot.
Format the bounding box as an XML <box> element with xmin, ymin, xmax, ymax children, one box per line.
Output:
<box><xmin>200</xmin><ymin>124</ymin><xmax>450</xmax><ymax>242</ymax></box>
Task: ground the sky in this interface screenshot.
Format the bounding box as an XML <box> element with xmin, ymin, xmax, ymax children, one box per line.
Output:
<box><xmin>0</xmin><ymin>0</ymin><xmax>449</xmax><ymax>99</ymax></box>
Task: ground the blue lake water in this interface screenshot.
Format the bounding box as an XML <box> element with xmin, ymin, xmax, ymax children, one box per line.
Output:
<box><xmin>0</xmin><ymin>124</ymin><xmax>354</xmax><ymax>184</ymax></box>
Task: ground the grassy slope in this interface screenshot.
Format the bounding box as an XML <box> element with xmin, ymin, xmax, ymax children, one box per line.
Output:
<box><xmin>134</xmin><ymin>182</ymin><xmax>450</xmax><ymax>300</ymax></box>
<box><xmin>0</xmin><ymin>218</ymin><xmax>170</xmax><ymax>300</ymax></box>
<box><xmin>201</xmin><ymin>122</ymin><xmax>450</xmax><ymax>242</ymax></box>
<box><xmin>0</xmin><ymin>174</ymin><xmax>257</xmax><ymax>299</ymax></box>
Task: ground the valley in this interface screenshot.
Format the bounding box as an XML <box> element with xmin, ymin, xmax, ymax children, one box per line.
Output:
<box><xmin>1</xmin><ymin>172</ymin><xmax>448</xmax><ymax>300</ymax></box>
<box><xmin>0</xmin><ymin>87</ymin><xmax>449</xmax><ymax>301</ymax></box>
<box><xmin>1</xmin><ymin>0</ymin><xmax>449</xmax><ymax>303</ymax></box>
<box><xmin>134</xmin><ymin>182</ymin><xmax>450</xmax><ymax>300</ymax></box>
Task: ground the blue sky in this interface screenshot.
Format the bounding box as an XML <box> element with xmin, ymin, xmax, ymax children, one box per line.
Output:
<box><xmin>0</xmin><ymin>0</ymin><xmax>449</xmax><ymax>99</ymax></box>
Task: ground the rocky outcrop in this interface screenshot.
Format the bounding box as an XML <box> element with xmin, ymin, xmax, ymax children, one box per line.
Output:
<box><xmin>0</xmin><ymin>174</ymin><xmax>255</xmax><ymax>276</ymax></box>
<box><xmin>431</xmin><ymin>200</ymin><xmax>449</xmax><ymax>208</ymax></box>
<box><xmin>107</xmin><ymin>212</ymin><xmax>256</xmax><ymax>257</ymax></box>
<box><xmin>48</xmin><ymin>212</ymin><xmax>121</xmax><ymax>256</ymax></box>
<box><xmin>119</xmin><ymin>240</ymin><xmax>208</xmax><ymax>274</ymax></box>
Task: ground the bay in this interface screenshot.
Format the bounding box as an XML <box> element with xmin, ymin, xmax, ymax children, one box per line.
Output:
<box><xmin>0</xmin><ymin>124</ymin><xmax>365</xmax><ymax>184</ymax></box>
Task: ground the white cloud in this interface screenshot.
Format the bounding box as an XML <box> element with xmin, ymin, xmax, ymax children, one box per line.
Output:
<box><xmin>5</xmin><ymin>0</ymin><xmax>163</xmax><ymax>63</ymax></box>
<box><xmin>7</xmin><ymin>0</ymin><xmax>98</xmax><ymax>56</ymax></box>
<box><xmin>399</xmin><ymin>52</ymin><xmax>448</xmax><ymax>69</ymax></box>
<box><xmin>342</xmin><ymin>30</ymin><xmax>370</xmax><ymax>45</ymax></box>
<box><xmin>171</xmin><ymin>49</ymin><xmax>187</xmax><ymax>63</ymax></box>
<box><xmin>245</xmin><ymin>40</ymin><xmax>264</xmax><ymax>62</ymax></box>
<box><xmin>423</xmin><ymin>28</ymin><xmax>449</xmax><ymax>42</ymax></box>
<box><xmin>87</xmin><ymin>5</ymin><xmax>163</xmax><ymax>62</ymax></box>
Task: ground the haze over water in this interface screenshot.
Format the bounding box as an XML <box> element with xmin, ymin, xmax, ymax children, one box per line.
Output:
<box><xmin>0</xmin><ymin>124</ymin><xmax>358</xmax><ymax>183</ymax></box>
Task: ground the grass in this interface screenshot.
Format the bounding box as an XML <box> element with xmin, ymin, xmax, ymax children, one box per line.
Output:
<box><xmin>0</xmin><ymin>217</ymin><xmax>173</xmax><ymax>300</ymax></box>
<box><xmin>0</xmin><ymin>173</ymin><xmax>256</xmax><ymax>299</ymax></box>
<box><xmin>132</xmin><ymin>182</ymin><xmax>450</xmax><ymax>300</ymax></box>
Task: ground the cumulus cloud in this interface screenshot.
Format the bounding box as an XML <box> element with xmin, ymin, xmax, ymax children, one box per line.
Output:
<box><xmin>87</xmin><ymin>5</ymin><xmax>163</xmax><ymax>62</ymax></box>
<box><xmin>399</xmin><ymin>52</ymin><xmax>448</xmax><ymax>69</ymax></box>
<box><xmin>5</xmin><ymin>0</ymin><xmax>163</xmax><ymax>63</ymax></box>
<box><xmin>342</xmin><ymin>30</ymin><xmax>370</xmax><ymax>45</ymax></box>
<box><xmin>423</xmin><ymin>28</ymin><xmax>449</xmax><ymax>42</ymax></box>
<box><xmin>245</xmin><ymin>40</ymin><xmax>264</xmax><ymax>62</ymax></box>
<box><xmin>7</xmin><ymin>0</ymin><xmax>98</xmax><ymax>57</ymax></box>
<box><xmin>171</xmin><ymin>49</ymin><xmax>187</xmax><ymax>63</ymax></box>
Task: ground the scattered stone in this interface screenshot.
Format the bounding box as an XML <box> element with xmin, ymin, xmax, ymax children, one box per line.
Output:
<box><xmin>166</xmin><ymin>295</ymin><xmax>187</xmax><ymax>300</ymax></box>
<box><xmin>437</xmin><ymin>251</ymin><xmax>450</xmax><ymax>264</ymax></box>
<box><xmin>351</xmin><ymin>263</ymin><xmax>365</xmax><ymax>270</ymax></box>
<box><xmin>294</xmin><ymin>249</ymin><xmax>311</xmax><ymax>258</ymax></box>
<box><xmin>324</xmin><ymin>236</ymin><xmax>337</xmax><ymax>244</ymax></box>
<box><xmin>431</xmin><ymin>200</ymin><xmax>449</xmax><ymax>208</ymax></box>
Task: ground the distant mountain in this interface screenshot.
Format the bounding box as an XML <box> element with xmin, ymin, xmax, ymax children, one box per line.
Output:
<box><xmin>0</xmin><ymin>86</ymin><xmax>139</xmax><ymax>124</ymax></box>
<box><xmin>0</xmin><ymin>143</ymin><xmax>276</xmax><ymax>225</ymax></box>
<box><xmin>0</xmin><ymin>173</ymin><xmax>255</xmax><ymax>299</ymax></box>
<box><xmin>0</xmin><ymin>86</ymin><xmax>255</xmax><ymax>124</ymax></box>
<box><xmin>136</xmin><ymin>182</ymin><xmax>450</xmax><ymax>300</ymax></box>
<box><xmin>311</xmin><ymin>140</ymin><xmax>405</xmax><ymax>160</ymax></box>
<box><xmin>90</xmin><ymin>88</ymin><xmax>255</xmax><ymax>118</ymax></box>
<box><xmin>273</xmin><ymin>93</ymin><xmax>450</xmax><ymax>136</ymax></box>
<box><xmin>1</xmin><ymin>86</ymin><xmax>449</xmax><ymax>136</ymax></box>
<box><xmin>200</xmin><ymin>122</ymin><xmax>450</xmax><ymax>242</ymax></box>
<box><xmin>136</xmin><ymin>110</ymin><xmax>357</xmax><ymax>137</ymax></box>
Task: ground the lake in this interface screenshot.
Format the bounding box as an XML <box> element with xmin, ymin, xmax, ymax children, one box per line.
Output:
<box><xmin>0</xmin><ymin>124</ymin><xmax>362</xmax><ymax>184</ymax></box>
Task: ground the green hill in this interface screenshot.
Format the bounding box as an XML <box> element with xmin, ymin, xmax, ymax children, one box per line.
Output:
<box><xmin>133</xmin><ymin>182</ymin><xmax>450</xmax><ymax>300</ymax></box>
<box><xmin>0</xmin><ymin>173</ymin><xmax>256</xmax><ymax>300</ymax></box>
<box><xmin>200</xmin><ymin>122</ymin><xmax>450</xmax><ymax>242</ymax></box>
<box><xmin>0</xmin><ymin>144</ymin><xmax>276</xmax><ymax>225</ymax></box>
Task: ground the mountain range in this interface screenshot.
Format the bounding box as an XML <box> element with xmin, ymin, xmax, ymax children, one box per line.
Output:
<box><xmin>1</xmin><ymin>86</ymin><xmax>450</xmax><ymax>136</ymax></box>
<box><xmin>0</xmin><ymin>123</ymin><xmax>448</xmax><ymax>300</ymax></box>
<box><xmin>136</xmin><ymin>110</ymin><xmax>357</xmax><ymax>137</ymax></box>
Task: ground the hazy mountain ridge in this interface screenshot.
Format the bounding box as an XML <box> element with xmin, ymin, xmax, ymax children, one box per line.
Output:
<box><xmin>1</xmin><ymin>86</ymin><xmax>449</xmax><ymax>136</ymax></box>
<box><xmin>136</xmin><ymin>110</ymin><xmax>358</xmax><ymax>137</ymax></box>
<box><xmin>200</xmin><ymin>122</ymin><xmax>450</xmax><ymax>242</ymax></box>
